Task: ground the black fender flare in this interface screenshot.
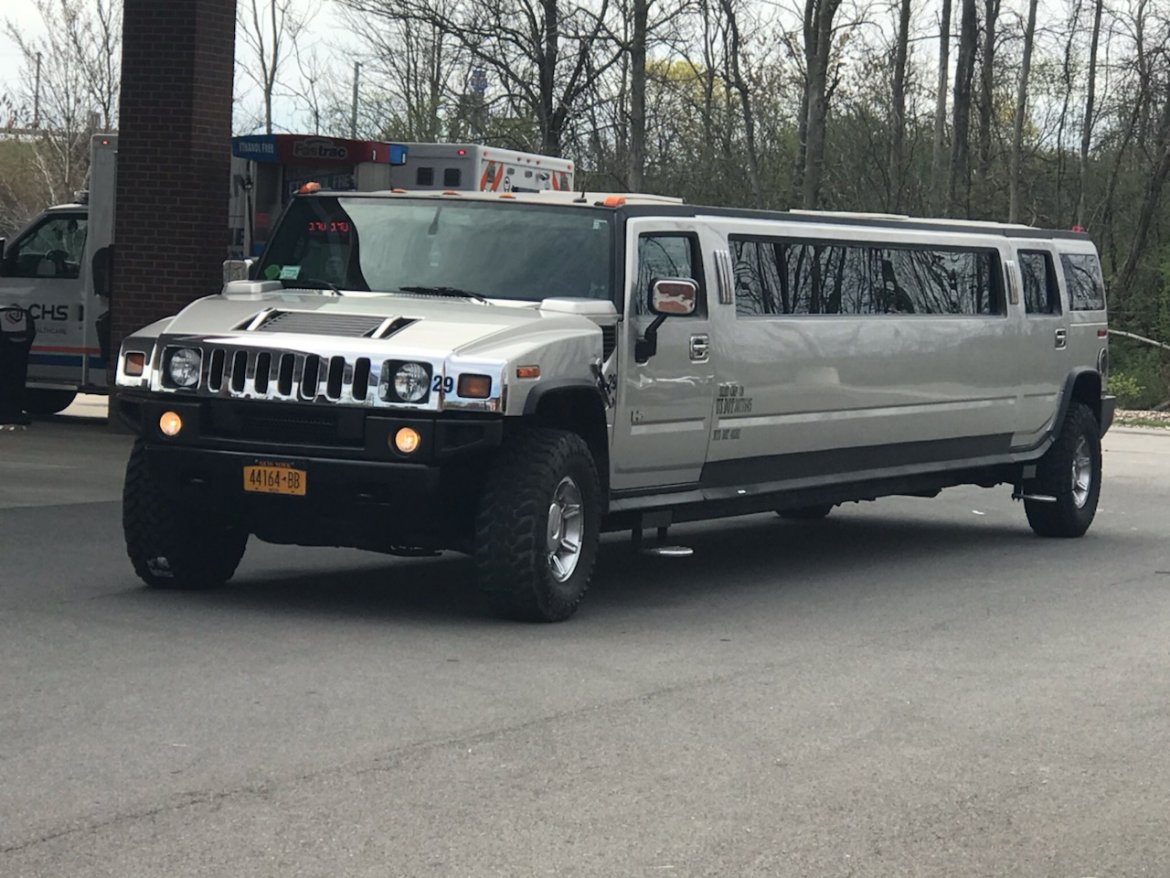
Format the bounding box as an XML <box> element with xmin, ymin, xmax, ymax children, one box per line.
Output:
<box><xmin>1054</xmin><ymin>368</ymin><xmax>1114</xmax><ymax>437</ymax></box>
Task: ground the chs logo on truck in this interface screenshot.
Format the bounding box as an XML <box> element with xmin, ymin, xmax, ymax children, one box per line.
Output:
<box><xmin>115</xmin><ymin>190</ymin><xmax>1114</xmax><ymax>622</ymax></box>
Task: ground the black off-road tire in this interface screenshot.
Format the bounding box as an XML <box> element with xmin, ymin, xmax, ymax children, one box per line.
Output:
<box><xmin>474</xmin><ymin>428</ymin><xmax>601</xmax><ymax>622</ymax></box>
<box><xmin>23</xmin><ymin>389</ymin><xmax>77</xmax><ymax>416</ymax></box>
<box><xmin>123</xmin><ymin>441</ymin><xmax>248</xmax><ymax>589</ymax></box>
<box><xmin>777</xmin><ymin>505</ymin><xmax>833</xmax><ymax>520</ymax></box>
<box><xmin>1024</xmin><ymin>401</ymin><xmax>1101</xmax><ymax>538</ymax></box>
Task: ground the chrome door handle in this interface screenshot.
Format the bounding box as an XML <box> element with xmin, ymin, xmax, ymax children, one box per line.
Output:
<box><xmin>690</xmin><ymin>334</ymin><xmax>710</xmax><ymax>362</ymax></box>
<box><xmin>1054</xmin><ymin>329</ymin><xmax>1067</xmax><ymax>350</ymax></box>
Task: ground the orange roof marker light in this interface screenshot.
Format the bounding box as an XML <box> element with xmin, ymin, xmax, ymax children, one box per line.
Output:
<box><xmin>391</xmin><ymin>187</ymin><xmax>407</xmax><ymax>194</ymax></box>
<box><xmin>603</xmin><ymin>195</ymin><xmax>627</xmax><ymax>207</ymax></box>
<box><xmin>499</xmin><ymin>193</ymin><xmax>516</xmax><ymax>199</ymax></box>
<box><xmin>441</xmin><ymin>190</ymin><xmax>461</xmax><ymax>196</ymax></box>
<box><xmin>298</xmin><ymin>181</ymin><xmax>322</xmax><ymax>194</ymax></box>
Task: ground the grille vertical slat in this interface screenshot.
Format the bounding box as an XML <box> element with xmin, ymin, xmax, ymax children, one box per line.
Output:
<box><xmin>254</xmin><ymin>352</ymin><xmax>272</xmax><ymax>395</ymax></box>
<box><xmin>278</xmin><ymin>354</ymin><xmax>295</xmax><ymax>396</ymax></box>
<box><xmin>300</xmin><ymin>355</ymin><xmax>321</xmax><ymax>400</ymax></box>
<box><xmin>208</xmin><ymin>349</ymin><xmax>225</xmax><ymax>392</ymax></box>
<box><xmin>326</xmin><ymin>356</ymin><xmax>344</xmax><ymax>400</ymax></box>
<box><xmin>352</xmin><ymin>358</ymin><xmax>371</xmax><ymax>403</ymax></box>
<box><xmin>230</xmin><ymin>351</ymin><xmax>247</xmax><ymax>393</ymax></box>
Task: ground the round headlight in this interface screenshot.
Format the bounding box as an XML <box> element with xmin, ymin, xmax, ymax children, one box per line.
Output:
<box><xmin>394</xmin><ymin>362</ymin><xmax>429</xmax><ymax>402</ymax></box>
<box><xmin>168</xmin><ymin>348</ymin><xmax>202</xmax><ymax>388</ymax></box>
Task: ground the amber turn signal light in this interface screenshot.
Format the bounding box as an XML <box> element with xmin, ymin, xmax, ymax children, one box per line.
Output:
<box><xmin>515</xmin><ymin>365</ymin><xmax>540</xmax><ymax>379</ymax></box>
<box><xmin>159</xmin><ymin>411</ymin><xmax>183</xmax><ymax>437</ymax></box>
<box><xmin>457</xmin><ymin>374</ymin><xmax>492</xmax><ymax>398</ymax></box>
<box><xmin>124</xmin><ymin>352</ymin><xmax>146</xmax><ymax>377</ymax></box>
<box><xmin>393</xmin><ymin>427</ymin><xmax>421</xmax><ymax>454</ymax></box>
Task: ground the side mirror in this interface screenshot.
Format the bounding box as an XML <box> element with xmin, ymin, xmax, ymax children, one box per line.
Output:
<box><xmin>637</xmin><ymin>277</ymin><xmax>700</xmax><ymax>363</ymax></box>
<box><xmin>222</xmin><ymin>258</ymin><xmax>255</xmax><ymax>283</ymax></box>
<box><xmin>649</xmin><ymin>278</ymin><xmax>698</xmax><ymax>316</ymax></box>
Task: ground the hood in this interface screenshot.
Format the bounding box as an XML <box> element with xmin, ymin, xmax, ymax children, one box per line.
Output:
<box><xmin>157</xmin><ymin>289</ymin><xmax>614</xmax><ymax>358</ymax></box>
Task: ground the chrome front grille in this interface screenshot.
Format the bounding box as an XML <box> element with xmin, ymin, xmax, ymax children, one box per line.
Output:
<box><xmin>162</xmin><ymin>343</ymin><xmax>384</xmax><ymax>406</ymax></box>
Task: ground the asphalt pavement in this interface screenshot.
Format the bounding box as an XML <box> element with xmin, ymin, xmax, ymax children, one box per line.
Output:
<box><xmin>2</xmin><ymin>409</ymin><xmax>1169</xmax><ymax>877</ymax></box>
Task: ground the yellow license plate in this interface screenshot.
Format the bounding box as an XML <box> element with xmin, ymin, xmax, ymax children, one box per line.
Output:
<box><xmin>243</xmin><ymin>463</ymin><xmax>307</xmax><ymax>496</ymax></box>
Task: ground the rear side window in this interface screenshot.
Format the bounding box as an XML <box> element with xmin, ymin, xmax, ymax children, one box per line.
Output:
<box><xmin>731</xmin><ymin>237</ymin><xmax>1002</xmax><ymax>317</ymax></box>
<box><xmin>1019</xmin><ymin>251</ymin><xmax>1061</xmax><ymax>315</ymax></box>
<box><xmin>443</xmin><ymin>168</ymin><xmax>461</xmax><ymax>187</ymax></box>
<box><xmin>1060</xmin><ymin>253</ymin><xmax>1105</xmax><ymax>311</ymax></box>
<box><xmin>416</xmin><ymin>166</ymin><xmax>434</xmax><ymax>186</ymax></box>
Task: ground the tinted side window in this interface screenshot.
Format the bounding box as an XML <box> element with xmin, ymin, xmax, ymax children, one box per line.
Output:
<box><xmin>732</xmin><ymin>239</ymin><xmax>786</xmax><ymax>315</ymax></box>
<box><xmin>416</xmin><ymin>166</ymin><xmax>434</xmax><ymax>186</ymax></box>
<box><xmin>443</xmin><ymin>168</ymin><xmax>461</xmax><ymax>187</ymax></box>
<box><xmin>1019</xmin><ymin>251</ymin><xmax>1060</xmax><ymax>314</ymax></box>
<box><xmin>2</xmin><ymin>215</ymin><xmax>88</xmax><ymax>279</ymax></box>
<box><xmin>1061</xmin><ymin>253</ymin><xmax>1106</xmax><ymax>311</ymax></box>
<box><xmin>636</xmin><ymin>234</ymin><xmax>700</xmax><ymax>316</ymax></box>
<box><xmin>742</xmin><ymin>239</ymin><xmax>1001</xmax><ymax>316</ymax></box>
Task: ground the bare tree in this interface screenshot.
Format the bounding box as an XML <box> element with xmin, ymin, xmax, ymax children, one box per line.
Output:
<box><xmin>1074</xmin><ymin>0</ymin><xmax>1104</xmax><ymax>227</ymax></box>
<box><xmin>948</xmin><ymin>0</ymin><xmax>977</xmax><ymax>215</ymax></box>
<box><xmin>1008</xmin><ymin>0</ymin><xmax>1039</xmax><ymax>222</ymax></box>
<box><xmin>340</xmin><ymin>0</ymin><xmax>623</xmax><ymax>156</ymax></box>
<box><xmin>929</xmin><ymin>0</ymin><xmax>952</xmax><ymax>212</ymax></box>
<box><xmin>800</xmin><ymin>0</ymin><xmax>844</xmax><ymax>208</ymax></box>
<box><xmin>888</xmin><ymin>0</ymin><xmax>913</xmax><ymax>212</ymax></box>
<box><xmin>974</xmin><ymin>0</ymin><xmax>1000</xmax><ymax>208</ymax></box>
<box><xmin>236</xmin><ymin>0</ymin><xmax>309</xmax><ymax>134</ymax></box>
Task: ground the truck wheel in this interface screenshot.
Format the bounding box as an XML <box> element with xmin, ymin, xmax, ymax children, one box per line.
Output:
<box><xmin>777</xmin><ymin>505</ymin><xmax>833</xmax><ymax>520</ymax></box>
<box><xmin>474</xmin><ymin>428</ymin><xmax>601</xmax><ymax>622</ymax></box>
<box><xmin>24</xmin><ymin>390</ymin><xmax>77</xmax><ymax>416</ymax></box>
<box><xmin>123</xmin><ymin>441</ymin><xmax>248</xmax><ymax>589</ymax></box>
<box><xmin>1024</xmin><ymin>402</ymin><xmax>1101</xmax><ymax>538</ymax></box>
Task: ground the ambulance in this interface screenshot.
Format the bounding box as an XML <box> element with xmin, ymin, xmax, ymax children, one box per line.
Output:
<box><xmin>0</xmin><ymin>135</ymin><xmax>116</xmax><ymax>414</ymax></box>
<box><xmin>394</xmin><ymin>142</ymin><xmax>574</xmax><ymax>195</ymax></box>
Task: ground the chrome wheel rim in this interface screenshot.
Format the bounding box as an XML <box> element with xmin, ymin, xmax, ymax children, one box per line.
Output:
<box><xmin>1071</xmin><ymin>436</ymin><xmax>1092</xmax><ymax>508</ymax></box>
<box><xmin>546</xmin><ymin>476</ymin><xmax>584</xmax><ymax>583</ymax></box>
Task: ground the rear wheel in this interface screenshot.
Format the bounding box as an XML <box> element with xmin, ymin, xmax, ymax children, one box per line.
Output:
<box><xmin>1024</xmin><ymin>401</ymin><xmax>1101</xmax><ymax>538</ymax></box>
<box><xmin>123</xmin><ymin>441</ymin><xmax>248</xmax><ymax>588</ymax></box>
<box><xmin>777</xmin><ymin>505</ymin><xmax>833</xmax><ymax>520</ymax></box>
<box><xmin>474</xmin><ymin>428</ymin><xmax>601</xmax><ymax>622</ymax></box>
<box><xmin>23</xmin><ymin>389</ymin><xmax>77</xmax><ymax>416</ymax></box>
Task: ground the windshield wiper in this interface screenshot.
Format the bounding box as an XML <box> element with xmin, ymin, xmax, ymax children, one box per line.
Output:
<box><xmin>284</xmin><ymin>278</ymin><xmax>344</xmax><ymax>295</ymax></box>
<box><xmin>398</xmin><ymin>285</ymin><xmax>489</xmax><ymax>304</ymax></box>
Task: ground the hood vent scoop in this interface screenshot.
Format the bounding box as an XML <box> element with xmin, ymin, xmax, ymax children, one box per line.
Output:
<box><xmin>246</xmin><ymin>310</ymin><xmax>416</xmax><ymax>338</ymax></box>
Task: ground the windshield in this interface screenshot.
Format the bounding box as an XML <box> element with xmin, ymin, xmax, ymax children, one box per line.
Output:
<box><xmin>257</xmin><ymin>196</ymin><xmax>614</xmax><ymax>303</ymax></box>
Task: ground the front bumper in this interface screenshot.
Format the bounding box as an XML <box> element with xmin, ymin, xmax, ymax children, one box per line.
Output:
<box><xmin>118</xmin><ymin>393</ymin><xmax>504</xmax><ymax>551</ymax></box>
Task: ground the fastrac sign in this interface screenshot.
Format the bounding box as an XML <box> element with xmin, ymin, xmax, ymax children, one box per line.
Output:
<box><xmin>292</xmin><ymin>138</ymin><xmax>349</xmax><ymax>161</ymax></box>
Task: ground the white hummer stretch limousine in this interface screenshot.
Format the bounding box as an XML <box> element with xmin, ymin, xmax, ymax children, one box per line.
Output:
<box><xmin>115</xmin><ymin>190</ymin><xmax>1115</xmax><ymax>621</ymax></box>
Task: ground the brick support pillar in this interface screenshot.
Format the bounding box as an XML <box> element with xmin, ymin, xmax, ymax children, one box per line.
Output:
<box><xmin>111</xmin><ymin>0</ymin><xmax>237</xmax><ymax>364</ymax></box>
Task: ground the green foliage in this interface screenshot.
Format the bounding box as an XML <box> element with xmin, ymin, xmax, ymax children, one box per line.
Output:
<box><xmin>1109</xmin><ymin>336</ymin><xmax>1169</xmax><ymax>410</ymax></box>
<box><xmin>1107</xmin><ymin>371</ymin><xmax>1146</xmax><ymax>408</ymax></box>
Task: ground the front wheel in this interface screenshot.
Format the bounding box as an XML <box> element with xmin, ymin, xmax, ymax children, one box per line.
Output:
<box><xmin>123</xmin><ymin>441</ymin><xmax>248</xmax><ymax>588</ymax></box>
<box><xmin>1024</xmin><ymin>402</ymin><xmax>1102</xmax><ymax>538</ymax></box>
<box><xmin>474</xmin><ymin>428</ymin><xmax>602</xmax><ymax>622</ymax></box>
